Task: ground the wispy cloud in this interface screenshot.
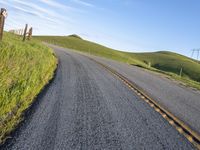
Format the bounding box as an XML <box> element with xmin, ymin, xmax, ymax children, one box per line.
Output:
<box><xmin>39</xmin><ymin>0</ymin><xmax>66</xmax><ymax>9</ymax></box>
<box><xmin>13</xmin><ymin>0</ymin><xmax>57</xmax><ymax>17</ymax></box>
<box><xmin>0</xmin><ymin>0</ymin><xmax>78</xmax><ymax>34</ymax></box>
<box><xmin>0</xmin><ymin>0</ymin><xmax>43</xmax><ymax>18</ymax></box>
<box><xmin>9</xmin><ymin>0</ymin><xmax>75</xmax><ymax>23</ymax></box>
<box><xmin>39</xmin><ymin>0</ymin><xmax>77</xmax><ymax>11</ymax></box>
<box><xmin>72</xmin><ymin>0</ymin><xmax>94</xmax><ymax>7</ymax></box>
<box><xmin>0</xmin><ymin>0</ymin><xmax>9</xmax><ymax>5</ymax></box>
<box><xmin>12</xmin><ymin>5</ymin><xmax>39</xmax><ymax>17</ymax></box>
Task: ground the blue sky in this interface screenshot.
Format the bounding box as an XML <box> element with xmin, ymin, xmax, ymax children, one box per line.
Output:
<box><xmin>0</xmin><ymin>0</ymin><xmax>200</xmax><ymax>57</ymax></box>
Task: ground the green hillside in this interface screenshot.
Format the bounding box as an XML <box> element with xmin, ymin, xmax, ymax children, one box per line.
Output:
<box><xmin>0</xmin><ymin>32</ymin><xmax>57</xmax><ymax>143</ymax></box>
<box><xmin>130</xmin><ymin>51</ymin><xmax>200</xmax><ymax>82</ymax></box>
<box><xmin>35</xmin><ymin>35</ymin><xmax>200</xmax><ymax>88</ymax></box>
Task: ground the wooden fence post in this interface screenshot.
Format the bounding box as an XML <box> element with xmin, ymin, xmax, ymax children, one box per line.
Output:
<box><xmin>27</xmin><ymin>27</ymin><xmax>32</xmax><ymax>40</ymax></box>
<box><xmin>0</xmin><ymin>8</ymin><xmax>7</xmax><ymax>41</ymax></box>
<box><xmin>23</xmin><ymin>24</ymin><xmax>28</xmax><ymax>42</ymax></box>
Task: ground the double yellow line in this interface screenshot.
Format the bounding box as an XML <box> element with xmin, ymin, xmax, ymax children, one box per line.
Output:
<box><xmin>87</xmin><ymin>56</ymin><xmax>200</xmax><ymax>149</ymax></box>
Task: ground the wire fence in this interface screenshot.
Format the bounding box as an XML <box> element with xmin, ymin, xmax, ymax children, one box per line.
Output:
<box><xmin>9</xmin><ymin>24</ymin><xmax>33</xmax><ymax>41</ymax></box>
<box><xmin>0</xmin><ymin>8</ymin><xmax>33</xmax><ymax>42</ymax></box>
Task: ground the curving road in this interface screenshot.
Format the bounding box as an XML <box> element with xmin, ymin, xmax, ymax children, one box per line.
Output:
<box><xmin>1</xmin><ymin>46</ymin><xmax>194</xmax><ymax>149</ymax></box>
<box><xmin>88</xmin><ymin>51</ymin><xmax>200</xmax><ymax>136</ymax></box>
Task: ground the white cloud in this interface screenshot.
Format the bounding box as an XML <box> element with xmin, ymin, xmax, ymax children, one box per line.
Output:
<box><xmin>0</xmin><ymin>1</ymin><xmax>41</xmax><ymax>19</ymax></box>
<box><xmin>0</xmin><ymin>0</ymin><xmax>8</xmax><ymax>5</ymax></box>
<box><xmin>72</xmin><ymin>0</ymin><xmax>94</xmax><ymax>7</ymax></box>
<box><xmin>39</xmin><ymin>0</ymin><xmax>66</xmax><ymax>8</ymax></box>
<box><xmin>13</xmin><ymin>0</ymin><xmax>57</xmax><ymax>16</ymax></box>
<box><xmin>0</xmin><ymin>0</ymin><xmax>89</xmax><ymax>36</ymax></box>
<box><xmin>9</xmin><ymin>0</ymin><xmax>75</xmax><ymax>22</ymax></box>
<box><xmin>0</xmin><ymin>0</ymin><xmax>77</xmax><ymax>34</ymax></box>
<box><xmin>39</xmin><ymin>0</ymin><xmax>77</xmax><ymax>11</ymax></box>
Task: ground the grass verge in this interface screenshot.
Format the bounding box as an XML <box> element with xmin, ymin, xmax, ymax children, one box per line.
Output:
<box><xmin>0</xmin><ymin>32</ymin><xmax>57</xmax><ymax>143</ymax></box>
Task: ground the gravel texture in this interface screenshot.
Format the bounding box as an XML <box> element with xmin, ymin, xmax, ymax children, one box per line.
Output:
<box><xmin>1</xmin><ymin>46</ymin><xmax>194</xmax><ymax>150</ymax></box>
<box><xmin>88</xmin><ymin>53</ymin><xmax>200</xmax><ymax>136</ymax></box>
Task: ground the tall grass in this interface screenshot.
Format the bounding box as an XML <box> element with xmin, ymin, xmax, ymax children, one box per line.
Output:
<box><xmin>0</xmin><ymin>32</ymin><xmax>57</xmax><ymax>143</ymax></box>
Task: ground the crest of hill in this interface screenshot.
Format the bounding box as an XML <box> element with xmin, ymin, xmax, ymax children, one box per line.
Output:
<box><xmin>68</xmin><ymin>34</ymin><xmax>83</xmax><ymax>40</ymax></box>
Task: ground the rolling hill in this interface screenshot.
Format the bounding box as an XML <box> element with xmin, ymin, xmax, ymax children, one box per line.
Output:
<box><xmin>35</xmin><ymin>35</ymin><xmax>200</xmax><ymax>85</ymax></box>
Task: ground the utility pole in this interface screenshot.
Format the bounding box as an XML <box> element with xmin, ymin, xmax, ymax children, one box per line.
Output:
<box><xmin>191</xmin><ymin>49</ymin><xmax>200</xmax><ymax>61</ymax></box>
<box><xmin>0</xmin><ymin>8</ymin><xmax>7</xmax><ymax>41</ymax></box>
<box><xmin>23</xmin><ymin>24</ymin><xmax>28</xmax><ymax>42</ymax></box>
<box><xmin>191</xmin><ymin>49</ymin><xmax>194</xmax><ymax>58</ymax></box>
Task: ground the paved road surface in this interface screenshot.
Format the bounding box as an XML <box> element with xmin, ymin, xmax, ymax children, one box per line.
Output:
<box><xmin>88</xmin><ymin>53</ymin><xmax>200</xmax><ymax>136</ymax></box>
<box><xmin>1</xmin><ymin>46</ymin><xmax>194</xmax><ymax>149</ymax></box>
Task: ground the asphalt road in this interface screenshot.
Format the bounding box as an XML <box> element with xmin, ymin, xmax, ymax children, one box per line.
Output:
<box><xmin>88</xmin><ymin>53</ymin><xmax>200</xmax><ymax>136</ymax></box>
<box><xmin>1</xmin><ymin>46</ymin><xmax>194</xmax><ymax>150</ymax></box>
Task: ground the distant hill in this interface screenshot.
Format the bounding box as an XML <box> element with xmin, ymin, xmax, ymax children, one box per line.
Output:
<box><xmin>68</xmin><ymin>34</ymin><xmax>83</xmax><ymax>40</ymax></box>
<box><xmin>35</xmin><ymin>35</ymin><xmax>200</xmax><ymax>83</ymax></box>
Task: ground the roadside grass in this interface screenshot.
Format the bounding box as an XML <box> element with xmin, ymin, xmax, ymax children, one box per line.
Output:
<box><xmin>0</xmin><ymin>32</ymin><xmax>57</xmax><ymax>143</ymax></box>
<box><xmin>35</xmin><ymin>35</ymin><xmax>200</xmax><ymax>90</ymax></box>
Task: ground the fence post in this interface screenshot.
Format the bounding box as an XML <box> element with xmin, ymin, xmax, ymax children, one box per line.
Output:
<box><xmin>0</xmin><ymin>8</ymin><xmax>7</xmax><ymax>41</ymax></box>
<box><xmin>179</xmin><ymin>68</ymin><xmax>183</xmax><ymax>77</ymax></box>
<box><xmin>23</xmin><ymin>24</ymin><xmax>28</xmax><ymax>42</ymax></box>
<box><xmin>27</xmin><ymin>27</ymin><xmax>32</xmax><ymax>40</ymax></box>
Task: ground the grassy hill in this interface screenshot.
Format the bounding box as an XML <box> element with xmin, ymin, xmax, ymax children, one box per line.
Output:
<box><xmin>0</xmin><ymin>32</ymin><xmax>57</xmax><ymax>143</ymax></box>
<box><xmin>130</xmin><ymin>51</ymin><xmax>200</xmax><ymax>82</ymax></box>
<box><xmin>35</xmin><ymin>35</ymin><xmax>200</xmax><ymax>89</ymax></box>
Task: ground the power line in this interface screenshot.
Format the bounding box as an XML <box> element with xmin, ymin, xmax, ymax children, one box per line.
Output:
<box><xmin>191</xmin><ymin>49</ymin><xmax>200</xmax><ymax>61</ymax></box>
